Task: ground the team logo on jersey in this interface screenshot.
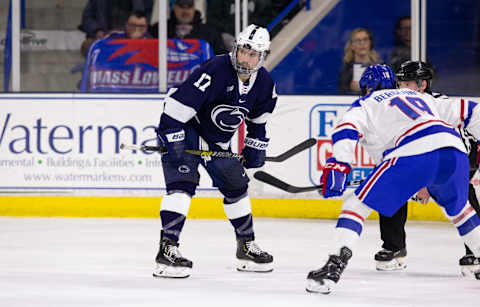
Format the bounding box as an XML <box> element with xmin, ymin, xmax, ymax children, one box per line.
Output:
<box><xmin>178</xmin><ymin>165</ymin><xmax>191</xmax><ymax>174</ymax></box>
<box><xmin>211</xmin><ymin>105</ymin><xmax>249</xmax><ymax>132</ymax></box>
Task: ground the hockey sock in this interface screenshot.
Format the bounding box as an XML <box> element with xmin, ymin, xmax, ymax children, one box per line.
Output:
<box><xmin>223</xmin><ymin>194</ymin><xmax>254</xmax><ymax>239</ymax></box>
<box><xmin>330</xmin><ymin>193</ymin><xmax>372</xmax><ymax>254</ymax></box>
<box><xmin>160</xmin><ymin>192</ymin><xmax>191</xmax><ymax>242</ymax></box>
<box><xmin>449</xmin><ymin>203</ymin><xmax>480</xmax><ymax>257</ymax></box>
<box><xmin>463</xmin><ymin>228</ymin><xmax>480</xmax><ymax>258</ymax></box>
<box><xmin>160</xmin><ymin>211</ymin><xmax>186</xmax><ymax>242</ymax></box>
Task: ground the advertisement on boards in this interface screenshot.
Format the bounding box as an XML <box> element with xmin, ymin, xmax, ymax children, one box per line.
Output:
<box><xmin>0</xmin><ymin>94</ymin><xmax>377</xmax><ymax>197</ymax></box>
<box><xmin>308</xmin><ymin>102</ymin><xmax>375</xmax><ymax>186</ymax></box>
<box><xmin>0</xmin><ymin>95</ymin><xmax>217</xmax><ymax>193</ymax></box>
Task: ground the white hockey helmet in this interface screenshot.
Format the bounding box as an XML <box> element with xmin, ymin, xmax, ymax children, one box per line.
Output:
<box><xmin>231</xmin><ymin>24</ymin><xmax>270</xmax><ymax>75</ymax></box>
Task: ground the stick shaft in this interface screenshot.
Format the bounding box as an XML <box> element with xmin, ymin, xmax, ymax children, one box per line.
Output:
<box><xmin>253</xmin><ymin>170</ymin><xmax>362</xmax><ymax>193</ymax></box>
<box><xmin>265</xmin><ymin>138</ymin><xmax>316</xmax><ymax>162</ymax></box>
<box><xmin>120</xmin><ymin>137</ymin><xmax>316</xmax><ymax>162</ymax></box>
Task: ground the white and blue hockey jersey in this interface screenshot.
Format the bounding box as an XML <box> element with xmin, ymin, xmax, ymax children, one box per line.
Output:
<box><xmin>159</xmin><ymin>54</ymin><xmax>277</xmax><ymax>150</ymax></box>
<box><xmin>332</xmin><ymin>88</ymin><xmax>480</xmax><ymax>164</ymax></box>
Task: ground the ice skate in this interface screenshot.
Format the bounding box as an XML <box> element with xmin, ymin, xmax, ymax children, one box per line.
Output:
<box><xmin>306</xmin><ymin>246</ymin><xmax>352</xmax><ymax>294</ymax></box>
<box><xmin>153</xmin><ymin>236</ymin><xmax>193</xmax><ymax>278</ymax></box>
<box><xmin>459</xmin><ymin>254</ymin><xmax>480</xmax><ymax>279</ymax></box>
<box><xmin>236</xmin><ymin>237</ymin><xmax>273</xmax><ymax>272</ymax></box>
<box><xmin>375</xmin><ymin>248</ymin><xmax>407</xmax><ymax>271</ymax></box>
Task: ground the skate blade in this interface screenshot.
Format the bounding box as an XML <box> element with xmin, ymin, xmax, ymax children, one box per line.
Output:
<box><xmin>460</xmin><ymin>264</ymin><xmax>480</xmax><ymax>279</ymax></box>
<box><xmin>153</xmin><ymin>263</ymin><xmax>191</xmax><ymax>278</ymax></box>
<box><xmin>236</xmin><ymin>259</ymin><xmax>273</xmax><ymax>273</ymax></box>
<box><xmin>305</xmin><ymin>278</ymin><xmax>334</xmax><ymax>294</ymax></box>
<box><xmin>376</xmin><ymin>257</ymin><xmax>407</xmax><ymax>271</ymax></box>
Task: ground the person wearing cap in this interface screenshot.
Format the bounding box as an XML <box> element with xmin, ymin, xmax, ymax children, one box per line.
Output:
<box><xmin>150</xmin><ymin>0</ymin><xmax>227</xmax><ymax>55</ymax></box>
<box><xmin>78</xmin><ymin>0</ymin><xmax>153</xmax><ymax>57</ymax></box>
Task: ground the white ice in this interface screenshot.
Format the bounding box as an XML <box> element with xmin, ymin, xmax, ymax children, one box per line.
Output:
<box><xmin>0</xmin><ymin>217</ymin><xmax>478</xmax><ymax>307</ymax></box>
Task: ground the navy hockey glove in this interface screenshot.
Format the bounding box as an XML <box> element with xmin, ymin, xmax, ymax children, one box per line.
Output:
<box><xmin>241</xmin><ymin>137</ymin><xmax>269</xmax><ymax>169</ymax></box>
<box><xmin>320</xmin><ymin>157</ymin><xmax>351</xmax><ymax>198</ymax></box>
<box><xmin>156</xmin><ymin>128</ymin><xmax>185</xmax><ymax>162</ymax></box>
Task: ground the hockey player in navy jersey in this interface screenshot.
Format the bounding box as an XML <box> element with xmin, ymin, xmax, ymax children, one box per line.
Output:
<box><xmin>306</xmin><ymin>64</ymin><xmax>480</xmax><ymax>294</ymax></box>
<box><xmin>374</xmin><ymin>61</ymin><xmax>480</xmax><ymax>277</ymax></box>
<box><xmin>153</xmin><ymin>24</ymin><xmax>276</xmax><ymax>278</ymax></box>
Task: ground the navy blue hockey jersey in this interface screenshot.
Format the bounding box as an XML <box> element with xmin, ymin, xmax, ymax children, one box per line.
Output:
<box><xmin>159</xmin><ymin>54</ymin><xmax>277</xmax><ymax>150</ymax></box>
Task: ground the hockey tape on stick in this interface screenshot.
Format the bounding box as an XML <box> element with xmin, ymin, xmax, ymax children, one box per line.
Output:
<box><xmin>120</xmin><ymin>143</ymin><xmax>167</xmax><ymax>153</ymax></box>
<box><xmin>253</xmin><ymin>171</ymin><xmax>362</xmax><ymax>193</ymax></box>
<box><xmin>119</xmin><ymin>143</ymin><xmax>242</xmax><ymax>159</ymax></box>
<box><xmin>119</xmin><ymin>138</ymin><xmax>316</xmax><ymax>162</ymax></box>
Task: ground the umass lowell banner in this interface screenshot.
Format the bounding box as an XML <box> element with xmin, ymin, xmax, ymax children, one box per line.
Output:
<box><xmin>80</xmin><ymin>38</ymin><xmax>213</xmax><ymax>92</ymax></box>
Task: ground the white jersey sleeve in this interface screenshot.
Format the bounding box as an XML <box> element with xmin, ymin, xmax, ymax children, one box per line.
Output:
<box><xmin>331</xmin><ymin>100</ymin><xmax>370</xmax><ymax>165</ymax></box>
<box><xmin>330</xmin><ymin>89</ymin><xmax>469</xmax><ymax>165</ymax></box>
<box><xmin>433</xmin><ymin>95</ymin><xmax>480</xmax><ymax>139</ymax></box>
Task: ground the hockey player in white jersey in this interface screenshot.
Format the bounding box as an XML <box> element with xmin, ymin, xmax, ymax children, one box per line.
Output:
<box><xmin>374</xmin><ymin>60</ymin><xmax>480</xmax><ymax>276</ymax></box>
<box><xmin>306</xmin><ymin>64</ymin><xmax>480</xmax><ymax>294</ymax></box>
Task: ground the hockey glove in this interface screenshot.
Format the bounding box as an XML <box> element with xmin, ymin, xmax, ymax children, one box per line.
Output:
<box><xmin>320</xmin><ymin>157</ymin><xmax>351</xmax><ymax>198</ymax></box>
<box><xmin>241</xmin><ymin>137</ymin><xmax>269</xmax><ymax>169</ymax></box>
<box><xmin>156</xmin><ymin>128</ymin><xmax>185</xmax><ymax>163</ymax></box>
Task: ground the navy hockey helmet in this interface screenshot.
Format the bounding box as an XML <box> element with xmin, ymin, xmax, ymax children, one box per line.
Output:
<box><xmin>359</xmin><ymin>64</ymin><xmax>397</xmax><ymax>96</ymax></box>
<box><xmin>395</xmin><ymin>60</ymin><xmax>434</xmax><ymax>93</ymax></box>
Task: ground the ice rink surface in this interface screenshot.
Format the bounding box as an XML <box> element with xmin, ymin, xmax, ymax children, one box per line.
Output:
<box><xmin>0</xmin><ymin>217</ymin><xmax>478</xmax><ymax>307</ymax></box>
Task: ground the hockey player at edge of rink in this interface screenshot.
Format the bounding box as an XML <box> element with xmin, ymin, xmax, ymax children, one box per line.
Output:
<box><xmin>153</xmin><ymin>24</ymin><xmax>276</xmax><ymax>278</ymax></box>
<box><xmin>306</xmin><ymin>64</ymin><xmax>480</xmax><ymax>294</ymax></box>
<box><xmin>374</xmin><ymin>60</ymin><xmax>480</xmax><ymax>276</ymax></box>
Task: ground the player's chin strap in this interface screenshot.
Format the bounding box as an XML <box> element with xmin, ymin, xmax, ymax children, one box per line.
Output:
<box><xmin>120</xmin><ymin>138</ymin><xmax>316</xmax><ymax>163</ymax></box>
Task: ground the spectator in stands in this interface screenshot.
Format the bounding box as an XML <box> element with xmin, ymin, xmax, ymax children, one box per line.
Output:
<box><xmin>78</xmin><ymin>0</ymin><xmax>153</xmax><ymax>57</ymax></box>
<box><xmin>78</xmin><ymin>10</ymin><xmax>152</xmax><ymax>91</ymax></box>
<box><xmin>150</xmin><ymin>0</ymin><xmax>227</xmax><ymax>55</ymax></box>
<box><xmin>389</xmin><ymin>16</ymin><xmax>411</xmax><ymax>73</ymax></box>
<box><xmin>338</xmin><ymin>28</ymin><xmax>382</xmax><ymax>95</ymax></box>
<box><xmin>104</xmin><ymin>10</ymin><xmax>152</xmax><ymax>40</ymax></box>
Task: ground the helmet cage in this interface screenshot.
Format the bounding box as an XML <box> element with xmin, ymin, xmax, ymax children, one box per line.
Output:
<box><xmin>230</xmin><ymin>24</ymin><xmax>270</xmax><ymax>75</ymax></box>
<box><xmin>231</xmin><ymin>41</ymin><xmax>268</xmax><ymax>75</ymax></box>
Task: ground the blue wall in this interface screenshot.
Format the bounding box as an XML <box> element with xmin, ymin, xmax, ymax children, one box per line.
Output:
<box><xmin>271</xmin><ymin>0</ymin><xmax>480</xmax><ymax>96</ymax></box>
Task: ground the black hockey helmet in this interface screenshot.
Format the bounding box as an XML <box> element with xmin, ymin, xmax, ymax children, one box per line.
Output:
<box><xmin>395</xmin><ymin>60</ymin><xmax>434</xmax><ymax>93</ymax></box>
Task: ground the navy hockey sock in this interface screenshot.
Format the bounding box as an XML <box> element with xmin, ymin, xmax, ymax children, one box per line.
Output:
<box><xmin>160</xmin><ymin>210</ymin><xmax>186</xmax><ymax>242</ymax></box>
<box><xmin>229</xmin><ymin>214</ymin><xmax>254</xmax><ymax>239</ymax></box>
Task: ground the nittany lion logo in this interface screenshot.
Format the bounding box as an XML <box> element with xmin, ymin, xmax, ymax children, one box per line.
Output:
<box><xmin>211</xmin><ymin>105</ymin><xmax>249</xmax><ymax>132</ymax></box>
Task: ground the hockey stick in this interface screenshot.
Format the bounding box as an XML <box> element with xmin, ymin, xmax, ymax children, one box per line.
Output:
<box><xmin>119</xmin><ymin>138</ymin><xmax>316</xmax><ymax>162</ymax></box>
<box><xmin>119</xmin><ymin>143</ymin><xmax>243</xmax><ymax>159</ymax></box>
<box><xmin>253</xmin><ymin>170</ymin><xmax>363</xmax><ymax>193</ymax></box>
<box><xmin>254</xmin><ymin>171</ymin><xmax>429</xmax><ymax>202</ymax></box>
<box><xmin>265</xmin><ymin>138</ymin><xmax>316</xmax><ymax>162</ymax></box>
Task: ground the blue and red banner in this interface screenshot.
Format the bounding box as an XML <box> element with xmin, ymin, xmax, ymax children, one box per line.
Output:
<box><xmin>80</xmin><ymin>38</ymin><xmax>213</xmax><ymax>93</ymax></box>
